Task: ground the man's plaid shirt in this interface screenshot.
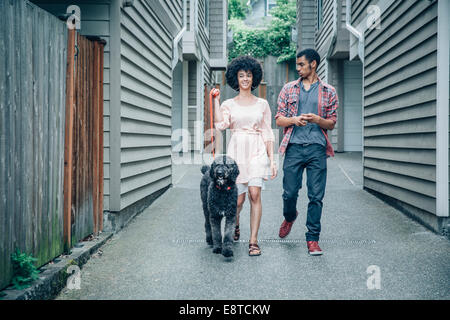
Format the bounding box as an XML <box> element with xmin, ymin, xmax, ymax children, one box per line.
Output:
<box><xmin>275</xmin><ymin>77</ymin><xmax>339</xmax><ymax>157</ymax></box>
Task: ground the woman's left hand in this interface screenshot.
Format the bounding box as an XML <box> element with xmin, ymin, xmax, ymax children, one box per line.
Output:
<box><xmin>270</xmin><ymin>162</ymin><xmax>277</xmax><ymax>179</ymax></box>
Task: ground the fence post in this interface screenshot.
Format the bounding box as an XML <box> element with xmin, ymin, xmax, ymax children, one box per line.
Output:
<box><xmin>63</xmin><ymin>28</ymin><xmax>76</xmax><ymax>252</ymax></box>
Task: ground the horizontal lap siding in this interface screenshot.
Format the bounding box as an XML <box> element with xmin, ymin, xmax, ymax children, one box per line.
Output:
<box><xmin>204</xmin><ymin>59</ymin><xmax>211</xmax><ymax>86</ymax></box>
<box><xmin>188</xmin><ymin>61</ymin><xmax>197</xmax><ymax>150</ymax></box>
<box><xmin>199</xmin><ymin>0</ymin><xmax>211</xmax><ymax>85</ymax></box>
<box><xmin>315</xmin><ymin>0</ymin><xmax>335</xmax><ymax>82</ymax></box>
<box><xmin>350</xmin><ymin>0</ymin><xmax>370</xmax><ymax>26</ymax></box>
<box><xmin>297</xmin><ymin>0</ymin><xmax>316</xmax><ymax>50</ymax></box>
<box><xmin>209</xmin><ymin>0</ymin><xmax>225</xmax><ymax>59</ymax></box>
<box><xmin>119</xmin><ymin>0</ymin><xmax>175</xmax><ymax>210</ymax></box>
<box><xmin>198</xmin><ymin>0</ymin><xmax>210</xmax><ymax>56</ymax></box>
<box><xmin>160</xmin><ymin>0</ymin><xmax>183</xmax><ymax>30</ymax></box>
<box><xmin>340</xmin><ymin>0</ymin><xmax>346</xmax><ymax>28</ymax></box>
<box><xmin>361</xmin><ymin>0</ymin><xmax>438</xmax><ymax>214</ymax></box>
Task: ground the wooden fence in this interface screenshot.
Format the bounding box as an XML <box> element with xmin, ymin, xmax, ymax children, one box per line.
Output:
<box><xmin>0</xmin><ymin>0</ymin><xmax>105</xmax><ymax>290</ymax></box>
<box><xmin>0</xmin><ymin>0</ymin><xmax>68</xmax><ymax>289</ymax></box>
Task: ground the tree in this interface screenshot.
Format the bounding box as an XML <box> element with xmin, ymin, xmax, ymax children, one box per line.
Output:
<box><xmin>228</xmin><ymin>0</ymin><xmax>248</xmax><ymax>20</ymax></box>
<box><xmin>228</xmin><ymin>0</ymin><xmax>297</xmax><ymax>63</ymax></box>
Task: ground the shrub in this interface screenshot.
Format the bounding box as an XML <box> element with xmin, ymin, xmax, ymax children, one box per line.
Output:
<box><xmin>10</xmin><ymin>248</ymin><xmax>40</xmax><ymax>290</ymax></box>
<box><xmin>228</xmin><ymin>0</ymin><xmax>297</xmax><ymax>64</ymax></box>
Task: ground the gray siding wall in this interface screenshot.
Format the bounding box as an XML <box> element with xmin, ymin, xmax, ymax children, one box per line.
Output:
<box><xmin>30</xmin><ymin>0</ymin><xmax>112</xmax><ymax>210</ymax></box>
<box><xmin>198</xmin><ymin>0</ymin><xmax>209</xmax><ymax>52</ymax></box>
<box><xmin>209</xmin><ymin>0</ymin><xmax>226</xmax><ymax>59</ymax></box>
<box><xmin>351</xmin><ymin>0</ymin><xmax>370</xmax><ymax>26</ymax></box>
<box><xmin>160</xmin><ymin>0</ymin><xmax>183</xmax><ymax>30</ymax></box>
<box><xmin>355</xmin><ymin>1</ymin><xmax>439</xmax><ymax>218</ymax></box>
<box><xmin>340</xmin><ymin>0</ymin><xmax>347</xmax><ymax>28</ymax></box>
<box><xmin>187</xmin><ymin>0</ymin><xmax>191</xmax><ymax>31</ymax></box>
<box><xmin>297</xmin><ymin>0</ymin><xmax>316</xmax><ymax>50</ymax></box>
<box><xmin>118</xmin><ymin>0</ymin><xmax>181</xmax><ymax>210</ymax></box>
<box><xmin>188</xmin><ymin>60</ymin><xmax>197</xmax><ymax>150</ymax></box>
<box><xmin>204</xmin><ymin>59</ymin><xmax>211</xmax><ymax>86</ymax></box>
<box><xmin>198</xmin><ymin>0</ymin><xmax>211</xmax><ymax>86</ymax></box>
<box><xmin>315</xmin><ymin>0</ymin><xmax>335</xmax><ymax>82</ymax></box>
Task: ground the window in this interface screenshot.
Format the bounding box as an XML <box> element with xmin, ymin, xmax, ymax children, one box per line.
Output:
<box><xmin>266</xmin><ymin>0</ymin><xmax>277</xmax><ymax>16</ymax></box>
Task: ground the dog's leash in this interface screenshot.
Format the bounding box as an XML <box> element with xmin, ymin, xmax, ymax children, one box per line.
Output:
<box><xmin>209</xmin><ymin>88</ymin><xmax>220</xmax><ymax>160</ymax></box>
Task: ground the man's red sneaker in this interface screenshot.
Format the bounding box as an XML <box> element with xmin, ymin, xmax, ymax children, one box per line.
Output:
<box><xmin>279</xmin><ymin>212</ymin><xmax>298</xmax><ymax>238</ymax></box>
<box><xmin>307</xmin><ymin>241</ymin><xmax>323</xmax><ymax>256</ymax></box>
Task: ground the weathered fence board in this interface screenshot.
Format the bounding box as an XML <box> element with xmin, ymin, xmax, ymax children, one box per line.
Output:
<box><xmin>0</xmin><ymin>0</ymin><xmax>68</xmax><ymax>290</ymax></box>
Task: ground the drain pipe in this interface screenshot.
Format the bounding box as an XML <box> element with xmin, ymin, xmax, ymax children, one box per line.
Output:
<box><xmin>172</xmin><ymin>0</ymin><xmax>187</xmax><ymax>70</ymax></box>
<box><xmin>345</xmin><ymin>0</ymin><xmax>364</xmax><ymax>62</ymax></box>
<box><xmin>345</xmin><ymin>0</ymin><xmax>365</xmax><ymax>181</ymax></box>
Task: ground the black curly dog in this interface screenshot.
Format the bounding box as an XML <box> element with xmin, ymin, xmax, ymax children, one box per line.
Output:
<box><xmin>200</xmin><ymin>156</ymin><xmax>239</xmax><ymax>257</ymax></box>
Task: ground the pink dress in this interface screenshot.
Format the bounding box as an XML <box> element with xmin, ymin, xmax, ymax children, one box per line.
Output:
<box><xmin>214</xmin><ymin>97</ymin><xmax>275</xmax><ymax>184</ymax></box>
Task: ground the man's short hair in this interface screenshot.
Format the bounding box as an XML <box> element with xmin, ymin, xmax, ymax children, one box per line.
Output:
<box><xmin>297</xmin><ymin>49</ymin><xmax>321</xmax><ymax>69</ymax></box>
<box><xmin>225</xmin><ymin>55</ymin><xmax>263</xmax><ymax>91</ymax></box>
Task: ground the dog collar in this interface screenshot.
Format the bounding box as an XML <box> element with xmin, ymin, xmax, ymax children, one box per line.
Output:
<box><xmin>216</xmin><ymin>185</ymin><xmax>231</xmax><ymax>190</ymax></box>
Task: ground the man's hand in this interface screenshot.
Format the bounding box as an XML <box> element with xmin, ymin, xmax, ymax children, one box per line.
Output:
<box><xmin>301</xmin><ymin>113</ymin><xmax>320</xmax><ymax>124</ymax></box>
<box><xmin>301</xmin><ymin>113</ymin><xmax>335</xmax><ymax>130</ymax></box>
<box><xmin>276</xmin><ymin>115</ymin><xmax>307</xmax><ymax>128</ymax></box>
<box><xmin>292</xmin><ymin>116</ymin><xmax>308</xmax><ymax>127</ymax></box>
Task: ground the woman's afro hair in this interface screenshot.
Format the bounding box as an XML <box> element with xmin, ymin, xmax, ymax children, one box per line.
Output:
<box><xmin>225</xmin><ymin>55</ymin><xmax>263</xmax><ymax>91</ymax></box>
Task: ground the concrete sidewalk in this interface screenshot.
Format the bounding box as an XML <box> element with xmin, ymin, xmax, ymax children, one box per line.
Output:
<box><xmin>56</xmin><ymin>152</ymin><xmax>450</xmax><ymax>300</ymax></box>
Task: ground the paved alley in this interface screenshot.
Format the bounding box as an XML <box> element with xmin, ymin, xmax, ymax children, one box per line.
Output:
<box><xmin>56</xmin><ymin>153</ymin><xmax>450</xmax><ymax>300</ymax></box>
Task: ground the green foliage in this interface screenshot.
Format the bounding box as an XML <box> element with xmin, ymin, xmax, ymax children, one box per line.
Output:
<box><xmin>228</xmin><ymin>19</ymin><xmax>267</xmax><ymax>60</ymax></box>
<box><xmin>10</xmin><ymin>248</ymin><xmax>40</xmax><ymax>290</ymax></box>
<box><xmin>228</xmin><ymin>0</ymin><xmax>248</xmax><ymax>20</ymax></box>
<box><xmin>228</xmin><ymin>0</ymin><xmax>297</xmax><ymax>64</ymax></box>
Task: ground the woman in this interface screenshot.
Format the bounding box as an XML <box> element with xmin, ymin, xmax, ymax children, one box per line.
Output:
<box><xmin>213</xmin><ymin>55</ymin><xmax>277</xmax><ymax>256</ymax></box>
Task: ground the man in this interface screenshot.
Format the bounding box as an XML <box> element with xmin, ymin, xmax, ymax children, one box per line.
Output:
<box><xmin>275</xmin><ymin>48</ymin><xmax>338</xmax><ymax>255</ymax></box>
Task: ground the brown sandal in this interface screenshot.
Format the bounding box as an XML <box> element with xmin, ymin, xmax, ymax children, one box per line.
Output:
<box><xmin>234</xmin><ymin>225</ymin><xmax>240</xmax><ymax>241</ymax></box>
<box><xmin>249</xmin><ymin>243</ymin><xmax>261</xmax><ymax>256</ymax></box>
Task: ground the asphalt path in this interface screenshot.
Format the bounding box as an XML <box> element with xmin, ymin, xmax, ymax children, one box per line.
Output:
<box><xmin>56</xmin><ymin>152</ymin><xmax>450</xmax><ymax>300</ymax></box>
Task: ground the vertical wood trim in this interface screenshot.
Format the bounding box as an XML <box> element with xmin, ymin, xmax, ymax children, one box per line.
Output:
<box><xmin>63</xmin><ymin>28</ymin><xmax>75</xmax><ymax>251</ymax></box>
<box><xmin>110</xmin><ymin>0</ymin><xmax>121</xmax><ymax>211</ymax></box>
<box><xmin>182</xmin><ymin>61</ymin><xmax>189</xmax><ymax>152</ymax></box>
<box><xmin>336</xmin><ymin>59</ymin><xmax>344</xmax><ymax>152</ymax></box>
<box><xmin>436</xmin><ymin>0</ymin><xmax>449</xmax><ymax>217</ymax></box>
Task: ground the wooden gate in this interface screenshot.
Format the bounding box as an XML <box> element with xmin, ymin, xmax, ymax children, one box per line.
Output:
<box><xmin>64</xmin><ymin>30</ymin><xmax>105</xmax><ymax>250</ymax></box>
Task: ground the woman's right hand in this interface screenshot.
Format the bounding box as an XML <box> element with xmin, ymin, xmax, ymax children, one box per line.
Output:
<box><xmin>211</xmin><ymin>88</ymin><xmax>220</xmax><ymax>104</ymax></box>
